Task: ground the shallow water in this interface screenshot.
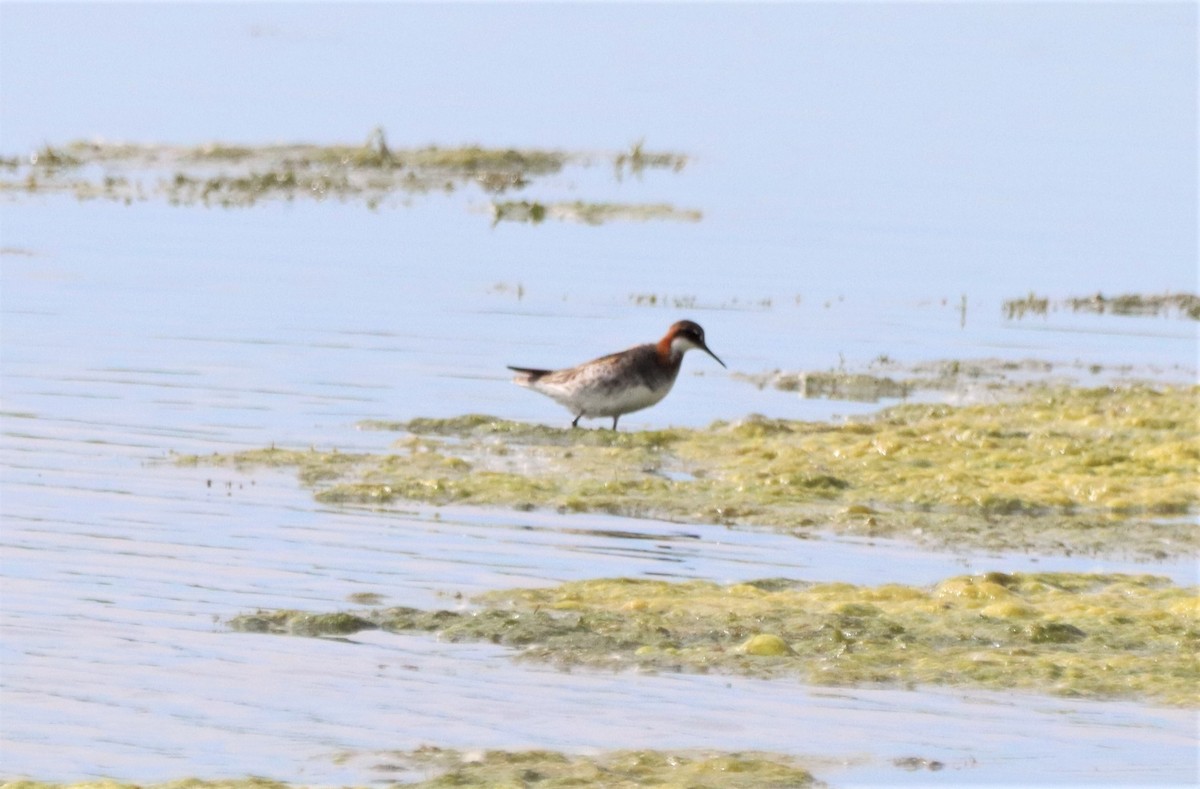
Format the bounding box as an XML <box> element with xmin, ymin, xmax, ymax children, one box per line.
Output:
<box><xmin>2</xmin><ymin>4</ymin><xmax>1198</xmax><ymax>786</ymax></box>
<box><xmin>4</xmin><ymin>459</ymin><xmax>1198</xmax><ymax>784</ymax></box>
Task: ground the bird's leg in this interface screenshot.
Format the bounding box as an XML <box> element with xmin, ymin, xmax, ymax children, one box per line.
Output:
<box><xmin>612</xmin><ymin>415</ymin><xmax>619</xmax><ymax>431</ymax></box>
<box><xmin>572</xmin><ymin>415</ymin><xmax>581</xmax><ymax>428</ymax></box>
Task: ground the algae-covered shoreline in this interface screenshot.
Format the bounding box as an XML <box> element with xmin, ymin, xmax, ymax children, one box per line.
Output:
<box><xmin>188</xmin><ymin>385</ymin><xmax>1200</xmax><ymax>706</ymax></box>
<box><xmin>176</xmin><ymin>384</ymin><xmax>1199</xmax><ymax>559</ymax></box>
<box><xmin>226</xmin><ymin>571</ymin><xmax>1198</xmax><ymax>707</ymax></box>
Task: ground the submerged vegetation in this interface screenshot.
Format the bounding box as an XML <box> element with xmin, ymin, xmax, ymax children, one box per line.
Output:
<box><xmin>491</xmin><ymin>199</ymin><xmax>702</xmax><ymax>226</ymax></box>
<box><xmin>229</xmin><ymin>571</ymin><xmax>1199</xmax><ymax>706</ymax></box>
<box><xmin>614</xmin><ymin>138</ymin><xmax>689</xmax><ymax>179</ymax></box>
<box><xmin>1004</xmin><ymin>291</ymin><xmax>1200</xmax><ymax>321</ymax></box>
<box><xmin>0</xmin><ymin>746</ymin><xmax>818</xmax><ymax>788</ymax></box>
<box><xmin>738</xmin><ymin>370</ymin><xmax>913</xmax><ymax>402</ymax></box>
<box><xmin>393</xmin><ymin>747</ymin><xmax>818</xmax><ymax>788</ymax></box>
<box><xmin>731</xmin><ymin>356</ymin><xmax>1196</xmax><ymax>403</ymax></box>
<box><xmin>0</xmin><ymin>132</ymin><xmax>698</xmax><ymax>224</ymax></box>
<box><xmin>628</xmin><ymin>292</ymin><xmax>774</xmax><ymax>311</ymax></box>
<box><xmin>177</xmin><ymin>385</ymin><xmax>1199</xmax><ymax>558</ymax></box>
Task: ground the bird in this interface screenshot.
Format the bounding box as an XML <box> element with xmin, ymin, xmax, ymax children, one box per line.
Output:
<box><xmin>508</xmin><ymin>320</ymin><xmax>725</xmax><ymax>430</ymax></box>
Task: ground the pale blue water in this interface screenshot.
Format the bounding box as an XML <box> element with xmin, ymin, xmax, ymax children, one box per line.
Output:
<box><xmin>1</xmin><ymin>4</ymin><xmax>1197</xmax><ymax>785</ymax></box>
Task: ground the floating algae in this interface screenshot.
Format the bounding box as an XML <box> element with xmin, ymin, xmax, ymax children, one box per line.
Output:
<box><xmin>0</xmin><ymin>133</ymin><xmax>694</xmax><ymax>223</ymax></box>
<box><xmin>1</xmin><ymin>748</ymin><xmax>817</xmax><ymax>788</ymax></box>
<box><xmin>387</xmin><ymin>747</ymin><xmax>818</xmax><ymax>788</ymax></box>
<box><xmin>491</xmin><ymin>199</ymin><xmax>702</xmax><ymax>226</ymax></box>
<box><xmin>177</xmin><ymin>385</ymin><xmax>1200</xmax><ymax>558</ymax></box>
<box><xmin>1003</xmin><ymin>291</ymin><xmax>1200</xmax><ymax>321</ymax></box>
<box><xmin>613</xmin><ymin>138</ymin><xmax>689</xmax><ymax>179</ymax></box>
<box><xmin>228</xmin><ymin>572</ymin><xmax>1200</xmax><ymax>706</ymax></box>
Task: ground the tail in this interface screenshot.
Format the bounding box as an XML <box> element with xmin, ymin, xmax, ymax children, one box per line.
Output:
<box><xmin>508</xmin><ymin>365</ymin><xmax>551</xmax><ymax>386</ymax></box>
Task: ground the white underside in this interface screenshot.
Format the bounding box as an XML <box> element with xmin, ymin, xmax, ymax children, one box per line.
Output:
<box><xmin>527</xmin><ymin>379</ymin><xmax>671</xmax><ymax>418</ymax></box>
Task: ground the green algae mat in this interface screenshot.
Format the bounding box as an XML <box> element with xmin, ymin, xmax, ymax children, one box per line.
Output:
<box><xmin>177</xmin><ymin>385</ymin><xmax>1200</xmax><ymax>558</ymax></box>
<box><xmin>177</xmin><ymin>385</ymin><xmax>1200</xmax><ymax>705</ymax></box>
<box><xmin>228</xmin><ymin>571</ymin><xmax>1199</xmax><ymax>707</ymax></box>
<box><xmin>0</xmin><ymin>748</ymin><xmax>819</xmax><ymax>788</ymax></box>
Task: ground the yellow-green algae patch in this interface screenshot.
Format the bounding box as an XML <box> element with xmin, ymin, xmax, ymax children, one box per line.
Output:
<box><xmin>173</xmin><ymin>445</ymin><xmax>374</xmax><ymax>487</ymax></box>
<box><xmin>228</xmin><ymin>572</ymin><xmax>1199</xmax><ymax>706</ymax></box>
<box><xmin>0</xmin><ymin>747</ymin><xmax>817</xmax><ymax>788</ymax></box>
<box><xmin>178</xmin><ymin>385</ymin><xmax>1200</xmax><ymax>558</ymax></box>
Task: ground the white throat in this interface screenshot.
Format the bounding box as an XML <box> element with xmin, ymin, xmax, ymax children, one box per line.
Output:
<box><xmin>669</xmin><ymin>335</ymin><xmax>699</xmax><ymax>357</ymax></box>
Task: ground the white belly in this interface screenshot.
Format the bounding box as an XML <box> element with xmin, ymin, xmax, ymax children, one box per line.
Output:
<box><xmin>571</xmin><ymin>383</ymin><xmax>669</xmax><ymax>418</ymax></box>
<box><xmin>533</xmin><ymin>379</ymin><xmax>671</xmax><ymax>418</ymax></box>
